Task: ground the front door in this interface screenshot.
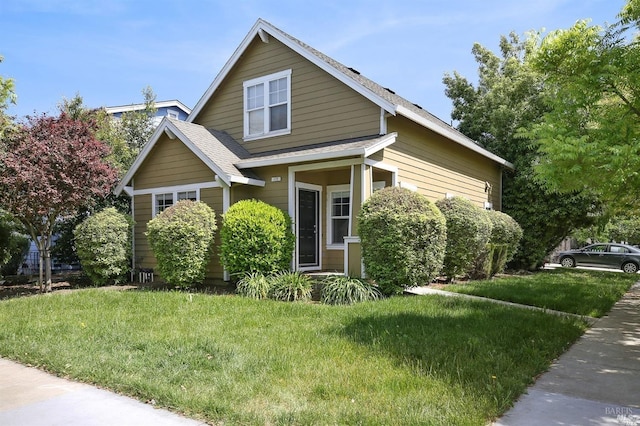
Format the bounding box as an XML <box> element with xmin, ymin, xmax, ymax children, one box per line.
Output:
<box><xmin>297</xmin><ymin>185</ymin><xmax>321</xmax><ymax>269</ymax></box>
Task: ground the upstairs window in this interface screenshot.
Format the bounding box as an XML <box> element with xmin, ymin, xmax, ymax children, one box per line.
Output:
<box><xmin>244</xmin><ymin>70</ymin><xmax>291</xmax><ymax>139</ymax></box>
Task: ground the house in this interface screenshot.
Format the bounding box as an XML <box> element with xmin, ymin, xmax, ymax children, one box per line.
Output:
<box><xmin>106</xmin><ymin>100</ymin><xmax>191</xmax><ymax>126</ymax></box>
<box><xmin>115</xmin><ymin>19</ymin><xmax>513</xmax><ymax>282</ymax></box>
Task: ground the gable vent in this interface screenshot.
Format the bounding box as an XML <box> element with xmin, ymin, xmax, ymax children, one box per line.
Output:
<box><xmin>347</xmin><ymin>67</ymin><xmax>360</xmax><ymax>75</ymax></box>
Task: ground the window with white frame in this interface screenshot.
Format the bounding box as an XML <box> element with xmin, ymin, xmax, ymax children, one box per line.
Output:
<box><xmin>243</xmin><ymin>70</ymin><xmax>291</xmax><ymax>139</ymax></box>
<box><xmin>327</xmin><ymin>185</ymin><xmax>350</xmax><ymax>248</ymax></box>
<box><xmin>154</xmin><ymin>189</ymin><xmax>198</xmax><ymax>216</ymax></box>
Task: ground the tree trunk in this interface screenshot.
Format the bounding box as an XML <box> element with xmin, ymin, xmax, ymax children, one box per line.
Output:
<box><xmin>44</xmin><ymin>247</ymin><xmax>52</xmax><ymax>293</ymax></box>
<box><xmin>38</xmin><ymin>248</ymin><xmax>44</xmax><ymax>293</ymax></box>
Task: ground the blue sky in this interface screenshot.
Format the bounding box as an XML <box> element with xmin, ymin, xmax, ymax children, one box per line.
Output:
<box><xmin>0</xmin><ymin>0</ymin><xmax>627</xmax><ymax>122</ymax></box>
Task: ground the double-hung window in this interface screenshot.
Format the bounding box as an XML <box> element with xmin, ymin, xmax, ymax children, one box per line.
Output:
<box><xmin>153</xmin><ymin>190</ymin><xmax>198</xmax><ymax>216</ymax></box>
<box><xmin>244</xmin><ymin>69</ymin><xmax>291</xmax><ymax>139</ymax></box>
<box><xmin>327</xmin><ymin>185</ymin><xmax>350</xmax><ymax>248</ymax></box>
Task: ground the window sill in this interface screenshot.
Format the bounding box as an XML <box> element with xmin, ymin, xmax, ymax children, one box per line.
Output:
<box><xmin>326</xmin><ymin>244</ymin><xmax>345</xmax><ymax>251</ymax></box>
<box><xmin>243</xmin><ymin>129</ymin><xmax>291</xmax><ymax>142</ymax></box>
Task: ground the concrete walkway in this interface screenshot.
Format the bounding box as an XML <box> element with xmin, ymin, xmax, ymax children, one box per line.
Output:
<box><xmin>409</xmin><ymin>281</ymin><xmax>640</xmax><ymax>425</ymax></box>
<box><xmin>493</xmin><ymin>282</ymin><xmax>640</xmax><ymax>426</ymax></box>
<box><xmin>0</xmin><ymin>359</ymin><xmax>206</xmax><ymax>426</ymax></box>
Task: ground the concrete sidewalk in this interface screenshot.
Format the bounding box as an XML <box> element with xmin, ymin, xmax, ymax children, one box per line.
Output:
<box><xmin>494</xmin><ymin>282</ymin><xmax>640</xmax><ymax>426</ymax></box>
<box><xmin>0</xmin><ymin>358</ymin><xmax>206</xmax><ymax>426</ymax></box>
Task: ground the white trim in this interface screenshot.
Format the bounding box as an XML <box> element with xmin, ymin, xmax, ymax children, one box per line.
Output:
<box><xmin>188</xmin><ymin>19</ymin><xmax>396</xmax><ymax>123</ymax></box>
<box><xmin>395</xmin><ymin>105</ymin><xmax>515</xmax><ymax>170</ymax></box>
<box><xmin>326</xmin><ymin>183</ymin><xmax>351</xmax><ymax>250</ymax></box>
<box><xmin>295</xmin><ymin>182</ymin><xmax>323</xmax><ymax>271</ymax></box>
<box><xmin>399</xmin><ymin>181</ymin><xmax>418</xmax><ymax>192</ymax></box>
<box><xmin>105</xmin><ymin>100</ymin><xmax>191</xmax><ymax>115</ymax></box>
<box><xmin>243</xmin><ymin>69</ymin><xmax>292</xmax><ymax>140</ymax></box>
<box><xmin>216</xmin><ymin>177</ymin><xmax>231</xmax><ymax>282</ymax></box>
<box><xmin>132</xmin><ymin>181</ymin><xmax>220</xmax><ymax>196</ymax></box>
<box><xmin>237</xmin><ymin>134</ymin><xmax>397</xmax><ymax>170</ymax></box>
<box><xmin>151</xmin><ymin>187</ymin><xmax>201</xmax><ymax>217</ymax></box>
<box><xmin>380</xmin><ymin>107</ymin><xmax>387</xmax><ymax>135</ymax></box>
<box><xmin>114</xmin><ymin>118</ymin><xmax>265</xmax><ymax>196</ymax></box>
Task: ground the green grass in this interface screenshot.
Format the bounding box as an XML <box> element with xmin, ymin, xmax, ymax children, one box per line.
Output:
<box><xmin>0</xmin><ymin>288</ymin><xmax>588</xmax><ymax>425</ymax></box>
<box><xmin>446</xmin><ymin>268</ymin><xmax>638</xmax><ymax>317</ymax></box>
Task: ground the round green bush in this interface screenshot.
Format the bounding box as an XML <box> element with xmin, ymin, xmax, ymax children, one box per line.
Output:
<box><xmin>321</xmin><ymin>275</ymin><xmax>381</xmax><ymax>305</ymax></box>
<box><xmin>488</xmin><ymin>210</ymin><xmax>523</xmax><ymax>273</ymax></box>
<box><xmin>435</xmin><ymin>197</ymin><xmax>493</xmax><ymax>280</ymax></box>
<box><xmin>220</xmin><ymin>199</ymin><xmax>294</xmax><ymax>276</ymax></box>
<box><xmin>269</xmin><ymin>271</ymin><xmax>312</xmax><ymax>302</ymax></box>
<box><xmin>358</xmin><ymin>187</ymin><xmax>447</xmax><ymax>295</ymax></box>
<box><xmin>74</xmin><ymin>207</ymin><xmax>133</xmax><ymax>285</ymax></box>
<box><xmin>471</xmin><ymin>210</ymin><xmax>523</xmax><ymax>279</ymax></box>
<box><xmin>146</xmin><ymin>200</ymin><xmax>217</xmax><ymax>288</ymax></box>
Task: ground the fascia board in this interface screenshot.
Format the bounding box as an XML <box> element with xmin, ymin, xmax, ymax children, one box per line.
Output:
<box><xmin>362</xmin><ymin>132</ymin><xmax>397</xmax><ymax>157</ymax></box>
<box><xmin>114</xmin><ymin>118</ymin><xmax>169</xmax><ymax>195</ymax></box>
<box><xmin>188</xmin><ymin>20</ymin><xmax>265</xmax><ymax>122</ymax></box>
<box><xmin>230</xmin><ymin>176</ymin><xmax>266</xmax><ymax>187</ymax></box>
<box><xmin>188</xmin><ymin>19</ymin><xmax>397</xmax><ymax>122</ymax></box>
<box><xmin>166</xmin><ymin>122</ymin><xmax>233</xmax><ymax>187</ymax></box>
<box><xmin>236</xmin><ymin>147</ymin><xmax>366</xmax><ymax>169</ymax></box>
<box><xmin>396</xmin><ymin>105</ymin><xmax>515</xmax><ymax>170</ymax></box>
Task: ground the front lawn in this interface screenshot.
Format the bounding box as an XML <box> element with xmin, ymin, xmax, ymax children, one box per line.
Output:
<box><xmin>446</xmin><ymin>268</ymin><xmax>638</xmax><ymax>317</ymax></box>
<box><xmin>0</xmin><ymin>288</ymin><xmax>587</xmax><ymax>425</ymax></box>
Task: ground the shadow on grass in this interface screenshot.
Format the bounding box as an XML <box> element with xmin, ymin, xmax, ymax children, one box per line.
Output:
<box><xmin>339</xmin><ymin>296</ymin><xmax>587</xmax><ymax>411</ymax></box>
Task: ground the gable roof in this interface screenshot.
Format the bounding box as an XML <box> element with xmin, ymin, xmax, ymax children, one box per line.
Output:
<box><xmin>189</xmin><ymin>19</ymin><xmax>513</xmax><ymax>170</ymax></box>
<box><xmin>114</xmin><ymin>118</ymin><xmax>264</xmax><ymax>195</ymax></box>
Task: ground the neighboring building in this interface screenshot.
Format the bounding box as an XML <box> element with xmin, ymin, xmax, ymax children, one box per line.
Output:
<box><xmin>106</xmin><ymin>100</ymin><xmax>191</xmax><ymax>126</ymax></box>
<box><xmin>115</xmin><ymin>19</ymin><xmax>514</xmax><ymax>281</ymax></box>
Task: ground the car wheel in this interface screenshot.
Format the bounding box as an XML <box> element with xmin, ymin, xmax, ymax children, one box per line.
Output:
<box><xmin>560</xmin><ymin>256</ymin><xmax>576</xmax><ymax>268</ymax></box>
<box><xmin>622</xmin><ymin>262</ymin><xmax>638</xmax><ymax>273</ymax></box>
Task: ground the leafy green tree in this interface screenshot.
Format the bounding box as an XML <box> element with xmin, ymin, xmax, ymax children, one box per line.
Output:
<box><xmin>0</xmin><ymin>210</ymin><xmax>29</xmax><ymax>277</ymax></box>
<box><xmin>0</xmin><ymin>55</ymin><xmax>16</xmax><ymax>138</ymax></box>
<box><xmin>526</xmin><ymin>4</ymin><xmax>640</xmax><ymax>214</ymax></box>
<box><xmin>443</xmin><ymin>33</ymin><xmax>596</xmax><ymax>270</ymax></box>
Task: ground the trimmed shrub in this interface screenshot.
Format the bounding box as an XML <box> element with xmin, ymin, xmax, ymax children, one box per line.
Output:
<box><xmin>146</xmin><ymin>200</ymin><xmax>217</xmax><ymax>288</ymax></box>
<box><xmin>269</xmin><ymin>271</ymin><xmax>312</xmax><ymax>302</ymax></box>
<box><xmin>236</xmin><ymin>272</ymin><xmax>271</xmax><ymax>299</ymax></box>
<box><xmin>436</xmin><ymin>197</ymin><xmax>492</xmax><ymax>281</ymax></box>
<box><xmin>358</xmin><ymin>187</ymin><xmax>447</xmax><ymax>295</ymax></box>
<box><xmin>220</xmin><ymin>199</ymin><xmax>294</xmax><ymax>277</ymax></box>
<box><xmin>74</xmin><ymin>207</ymin><xmax>133</xmax><ymax>285</ymax></box>
<box><xmin>471</xmin><ymin>210</ymin><xmax>523</xmax><ymax>279</ymax></box>
<box><xmin>488</xmin><ymin>210</ymin><xmax>523</xmax><ymax>271</ymax></box>
<box><xmin>321</xmin><ymin>275</ymin><xmax>381</xmax><ymax>305</ymax></box>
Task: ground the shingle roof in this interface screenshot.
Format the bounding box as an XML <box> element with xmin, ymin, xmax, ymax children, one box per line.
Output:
<box><xmin>188</xmin><ymin>19</ymin><xmax>513</xmax><ymax>169</ymax></box>
<box><xmin>236</xmin><ymin>133</ymin><xmax>397</xmax><ymax>169</ymax></box>
<box><xmin>167</xmin><ymin>118</ymin><xmax>261</xmax><ymax>184</ymax></box>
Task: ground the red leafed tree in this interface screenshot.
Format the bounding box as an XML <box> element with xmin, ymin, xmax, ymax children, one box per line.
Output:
<box><xmin>0</xmin><ymin>113</ymin><xmax>118</xmax><ymax>292</ymax></box>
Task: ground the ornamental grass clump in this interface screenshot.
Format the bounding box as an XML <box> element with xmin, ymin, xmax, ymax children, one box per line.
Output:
<box><xmin>358</xmin><ymin>187</ymin><xmax>447</xmax><ymax>295</ymax></box>
<box><xmin>74</xmin><ymin>207</ymin><xmax>133</xmax><ymax>285</ymax></box>
<box><xmin>146</xmin><ymin>200</ymin><xmax>217</xmax><ymax>288</ymax></box>
<box><xmin>236</xmin><ymin>272</ymin><xmax>271</xmax><ymax>299</ymax></box>
<box><xmin>269</xmin><ymin>271</ymin><xmax>312</xmax><ymax>302</ymax></box>
<box><xmin>320</xmin><ymin>275</ymin><xmax>382</xmax><ymax>305</ymax></box>
<box><xmin>436</xmin><ymin>196</ymin><xmax>492</xmax><ymax>281</ymax></box>
<box><xmin>220</xmin><ymin>199</ymin><xmax>294</xmax><ymax>276</ymax></box>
